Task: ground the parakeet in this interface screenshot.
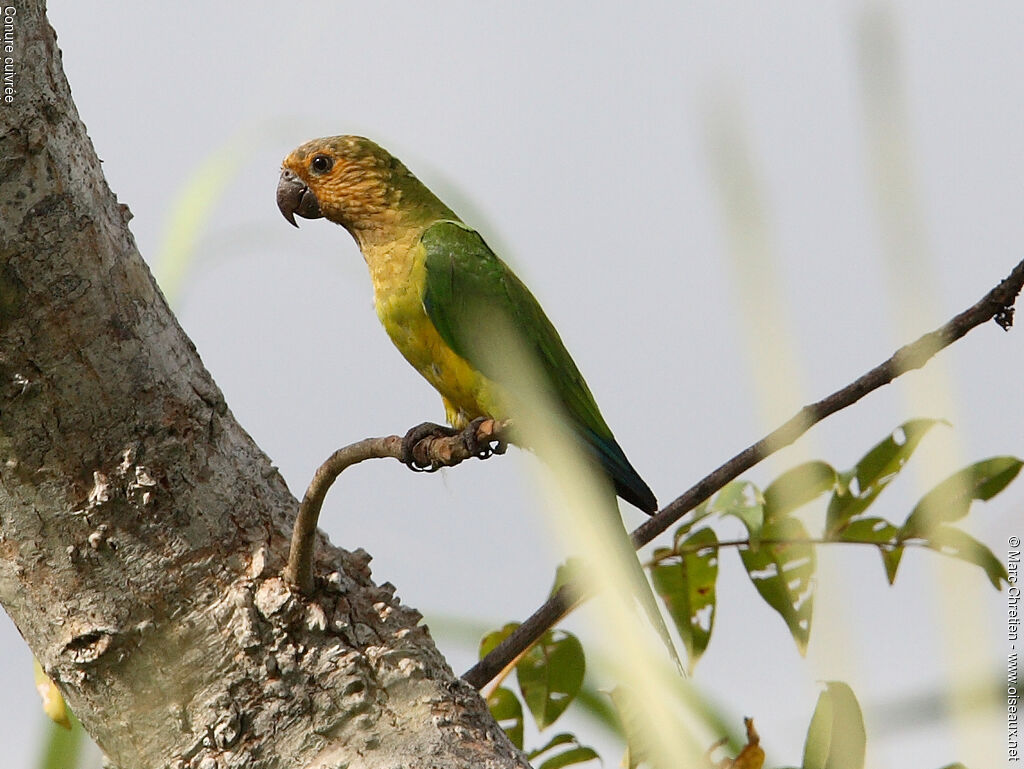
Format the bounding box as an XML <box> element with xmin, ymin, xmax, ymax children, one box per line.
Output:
<box><xmin>277</xmin><ymin>136</ymin><xmax>657</xmax><ymax>514</ymax></box>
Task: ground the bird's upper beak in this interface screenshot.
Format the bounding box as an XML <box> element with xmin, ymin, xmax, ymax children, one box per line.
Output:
<box><xmin>276</xmin><ymin>168</ymin><xmax>323</xmax><ymax>227</ymax></box>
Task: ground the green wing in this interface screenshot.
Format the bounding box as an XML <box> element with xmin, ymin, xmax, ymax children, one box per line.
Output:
<box><xmin>420</xmin><ymin>221</ymin><xmax>657</xmax><ymax>513</ymax></box>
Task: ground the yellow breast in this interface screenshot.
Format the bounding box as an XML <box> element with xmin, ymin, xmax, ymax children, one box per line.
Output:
<box><xmin>367</xmin><ymin>238</ymin><xmax>498</xmax><ymax>429</ymax></box>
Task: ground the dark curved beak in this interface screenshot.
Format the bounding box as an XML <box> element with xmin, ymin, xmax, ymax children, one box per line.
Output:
<box><xmin>276</xmin><ymin>168</ymin><xmax>323</xmax><ymax>227</ymax></box>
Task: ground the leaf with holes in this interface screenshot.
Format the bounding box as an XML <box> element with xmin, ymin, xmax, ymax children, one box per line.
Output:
<box><xmin>835</xmin><ymin>516</ymin><xmax>898</xmax><ymax>544</ymax></box>
<box><xmin>651</xmin><ymin>527</ymin><xmax>719</xmax><ymax>672</ymax></box>
<box><xmin>902</xmin><ymin>456</ymin><xmax>1023</xmax><ymax>538</ymax></box>
<box><xmin>835</xmin><ymin>517</ymin><xmax>903</xmax><ymax>584</ymax></box>
<box><xmin>915</xmin><ymin>525</ymin><xmax>1009</xmax><ymax>589</ymax></box>
<box><xmin>802</xmin><ymin>681</ymin><xmax>866</xmax><ymax>769</ymax></box>
<box><xmin>825</xmin><ymin>419</ymin><xmax>943</xmax><ymax>535</ymax></box>
<box><xmin>763</xmin><ymin>461</ymin><xmax>837</xmax><ymax>521</ymax></box>
<box><xmin>486</xmin><ymin>686</ymin><xmax>524</xmax><ymax>749</ymax></box>
<box><xmin>517</xmin><ymin>629</ymin><xmax>586</xmax><ymax>730</ymax></box>
<box><xmin>740</xmin><ymin>517</ymin><xmax>815</xmax><ymax>653</ymax></box>
<box><xmin>709</xmin><ymin>480</ymin><xmax>765</xmax><ymax>547</ymax></box>
<box><xmin>527</xmin><ymin>733</ymin><xmax>599</xmax><ymax>769</ymax></box>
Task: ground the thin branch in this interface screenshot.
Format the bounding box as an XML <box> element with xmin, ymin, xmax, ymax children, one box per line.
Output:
<box><xmin>645</xmin><ymin>536</ymin><xmax>941</xmax><ymax>567</ymax></box>
<box><xmin>462</xmin><ymin>256</ymin><xmax>1024</xmax><ymax>689</ymax></box>
<box><xmin>285</xmin><ymin>420</ymin><xmax>508</xmax><ymax>594</ymax></box>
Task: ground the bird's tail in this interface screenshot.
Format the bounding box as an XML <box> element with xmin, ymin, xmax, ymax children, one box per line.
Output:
<box><xmin>584</xmin><ymin>430</ymin><xmax>658</xmax><ymax>514</ymax></box>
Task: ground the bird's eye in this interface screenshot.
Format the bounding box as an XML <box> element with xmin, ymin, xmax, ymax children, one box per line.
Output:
<box><xmin>310</xmin><ymin>154</ymin><xmax>333</xmax><ymax>174</ymax></box>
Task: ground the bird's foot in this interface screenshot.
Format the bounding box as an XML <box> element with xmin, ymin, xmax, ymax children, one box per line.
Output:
<box><xmin>401</xmin><ymin>422</ymin><xmax>457</xmax><ymax>472</ymax></box>
<box><xmin>461</xmin><ymin>417</ymin><xmax>508</xmax><ymax>460</ymax></box>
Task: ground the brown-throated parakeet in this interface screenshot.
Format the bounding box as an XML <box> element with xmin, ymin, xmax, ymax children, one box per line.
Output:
<box><xmin>277</xmin><ymin>136</ymin><xmax>657</xmax><ymax>514</ymax></box>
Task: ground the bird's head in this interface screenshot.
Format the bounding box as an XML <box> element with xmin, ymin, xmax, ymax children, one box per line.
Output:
<box><xmin>277</xmin><ymin>135</ymin><xmax>409</xmax><ymax>233</ymax></box>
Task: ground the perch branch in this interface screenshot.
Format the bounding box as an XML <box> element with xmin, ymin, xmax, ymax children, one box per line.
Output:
<box><xmin>285</xmin><ymin>419</ymin><xmax>509</xmax><ymax>594</ymax></box>
<box><xmin>462</xmin><ymin>256</ymin><xmax>1024</xmax><ymax>689</ymax></box>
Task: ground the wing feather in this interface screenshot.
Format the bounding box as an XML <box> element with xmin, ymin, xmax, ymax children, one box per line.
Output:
<box><xmin>420</xmin><ymin>221</ymin><xmax>657</xmax><ymax>513</ymax></box>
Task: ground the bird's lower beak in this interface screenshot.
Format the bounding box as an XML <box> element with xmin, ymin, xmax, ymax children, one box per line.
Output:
<box><xmin>276</xmin><ymin>168</ymin><xmax>323</xmax><ymax>227</ymax></box>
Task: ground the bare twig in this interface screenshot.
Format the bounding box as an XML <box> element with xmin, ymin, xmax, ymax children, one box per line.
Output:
<box><xmin>285</xmin><ymin>419</ymin><xmax>508</xmax><ymax>594</ymax></box>
<box><xmin>462</xmin><ymin>257</ymin><xmax>1024</xmax><ymax>689</ymax></box>
<box><xmin>644</xmin><ymin>536</ymin><xmax>964</xmax><ymax>567</ymax></box>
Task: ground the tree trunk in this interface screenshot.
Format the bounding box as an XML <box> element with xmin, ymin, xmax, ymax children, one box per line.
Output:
<box><xmin>0</xmin><ymin>4</ymin><xmax>525</xmax><ymax>767</ymax></box>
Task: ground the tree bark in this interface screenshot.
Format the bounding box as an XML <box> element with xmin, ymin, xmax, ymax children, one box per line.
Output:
<box><xmin>0</xmin><ymin>4</ymin><xmax>526</xmax><ymax>768</ymax></box>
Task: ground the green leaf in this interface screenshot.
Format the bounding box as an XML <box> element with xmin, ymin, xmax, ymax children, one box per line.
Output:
<box><xmin>539</xmin><ymin>746</ymin><xmax>600</xmax><ymax>769</ymax></box>
<box><xmin>527</xmin><ymin>732</ymin><xmax>577</xmax><ymax>758</ymax></box>
<box><xmin>480</xmin><ymin>622</ymin><xmax>519</xmax><ymax>660</ymax></box>
<box><xmin>903</xmin><ymin>457</ymin><xmax>1023</xmax><ymax>537</ymax></box>
<box><xmin>881</xmin><ymin>545</ymin><xmax>905</xmax><ymax>584</ymax></box>
<box><xmin>650</xmin><ymin>527</ymin><xmax>719</xmax><ymax>671</ymax></box>
<box><xmin>652</xmin><ymin>546</ymin><xmax>674</xmax><ymax>562</ymax></box>
<box><xmin>486</xmin><ymin>686</ymin><xmax>524</xmax><ymax>749</ymax></box>
<box><xmin>802</xmin><ymin>681</ymin><xmax>866</xmax><ymax>769</ymax></box>
<box><xmin>853</xmin><ymin>419</ymin><xmax>943</xmax><ymax>488</ymax></box>
<box><xmin>740</xmin><ymin>518</ymin><xmax>815</xmax><ymax>653</ymax></box>
<box><xmin>763</xmin><ymin>461</ymin><xmax>837</xmax><ymax>520</ymax></box>
<box><xmin>528</xmin><ymin>733</ymin><xmax>599</xmax><ymax>769</ymax></box>
<box><xmin>709</xmin><ymin>480</ymin><xmax>765</xmax><ymax>547</ymax></box>
<box><xmin>826</xmin><ymin>419</ymin><xmax>943</xmax><ymax>534</ymax></box>
<box><xmin>517</xmin><ymin>630</ymin><xmax>586</xmax><ymax>730</ymax></box>
<box><xmin>834</xmin><ymin>516</ymin><xmax>898</xmax><ymax>544</ymax></box>
<box><xmin>917</xmin><ymin>525</ymin><xmax>1010</xmax><ymax>589</ymax></box>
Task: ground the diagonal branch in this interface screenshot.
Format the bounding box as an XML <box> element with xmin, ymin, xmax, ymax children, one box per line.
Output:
<box><xmin>461</xmin><ymin>256</ymin><xmax>1024</xmax><ymax>689</ymax></box>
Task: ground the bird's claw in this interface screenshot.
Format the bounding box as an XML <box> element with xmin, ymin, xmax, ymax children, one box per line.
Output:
<box><xmin>401</xmin><ymin>422</ymin><xmax>457</xmax><ymax>472</ymax></box>
<box><xmin>402</xmin><ymin>419</ymin><xmax>507</xmax><ymax>471</ymax></box>
<box><xmin>461</xmin><ymin>417</ymin><xmax>507</xmax><ymax>460</ymax></box>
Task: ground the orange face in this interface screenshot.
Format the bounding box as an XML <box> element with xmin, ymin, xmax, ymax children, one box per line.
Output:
<box><xmin>277</xmin><ymin>136</ymin><xmax>394</xmax><ymax>231</ymax></box>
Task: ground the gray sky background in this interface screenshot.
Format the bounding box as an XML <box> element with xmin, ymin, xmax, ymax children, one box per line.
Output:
<box><xmin>3</xmin><ymin>2</ymin><xmax>1023</xmax><ymax>767</ymax></box>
